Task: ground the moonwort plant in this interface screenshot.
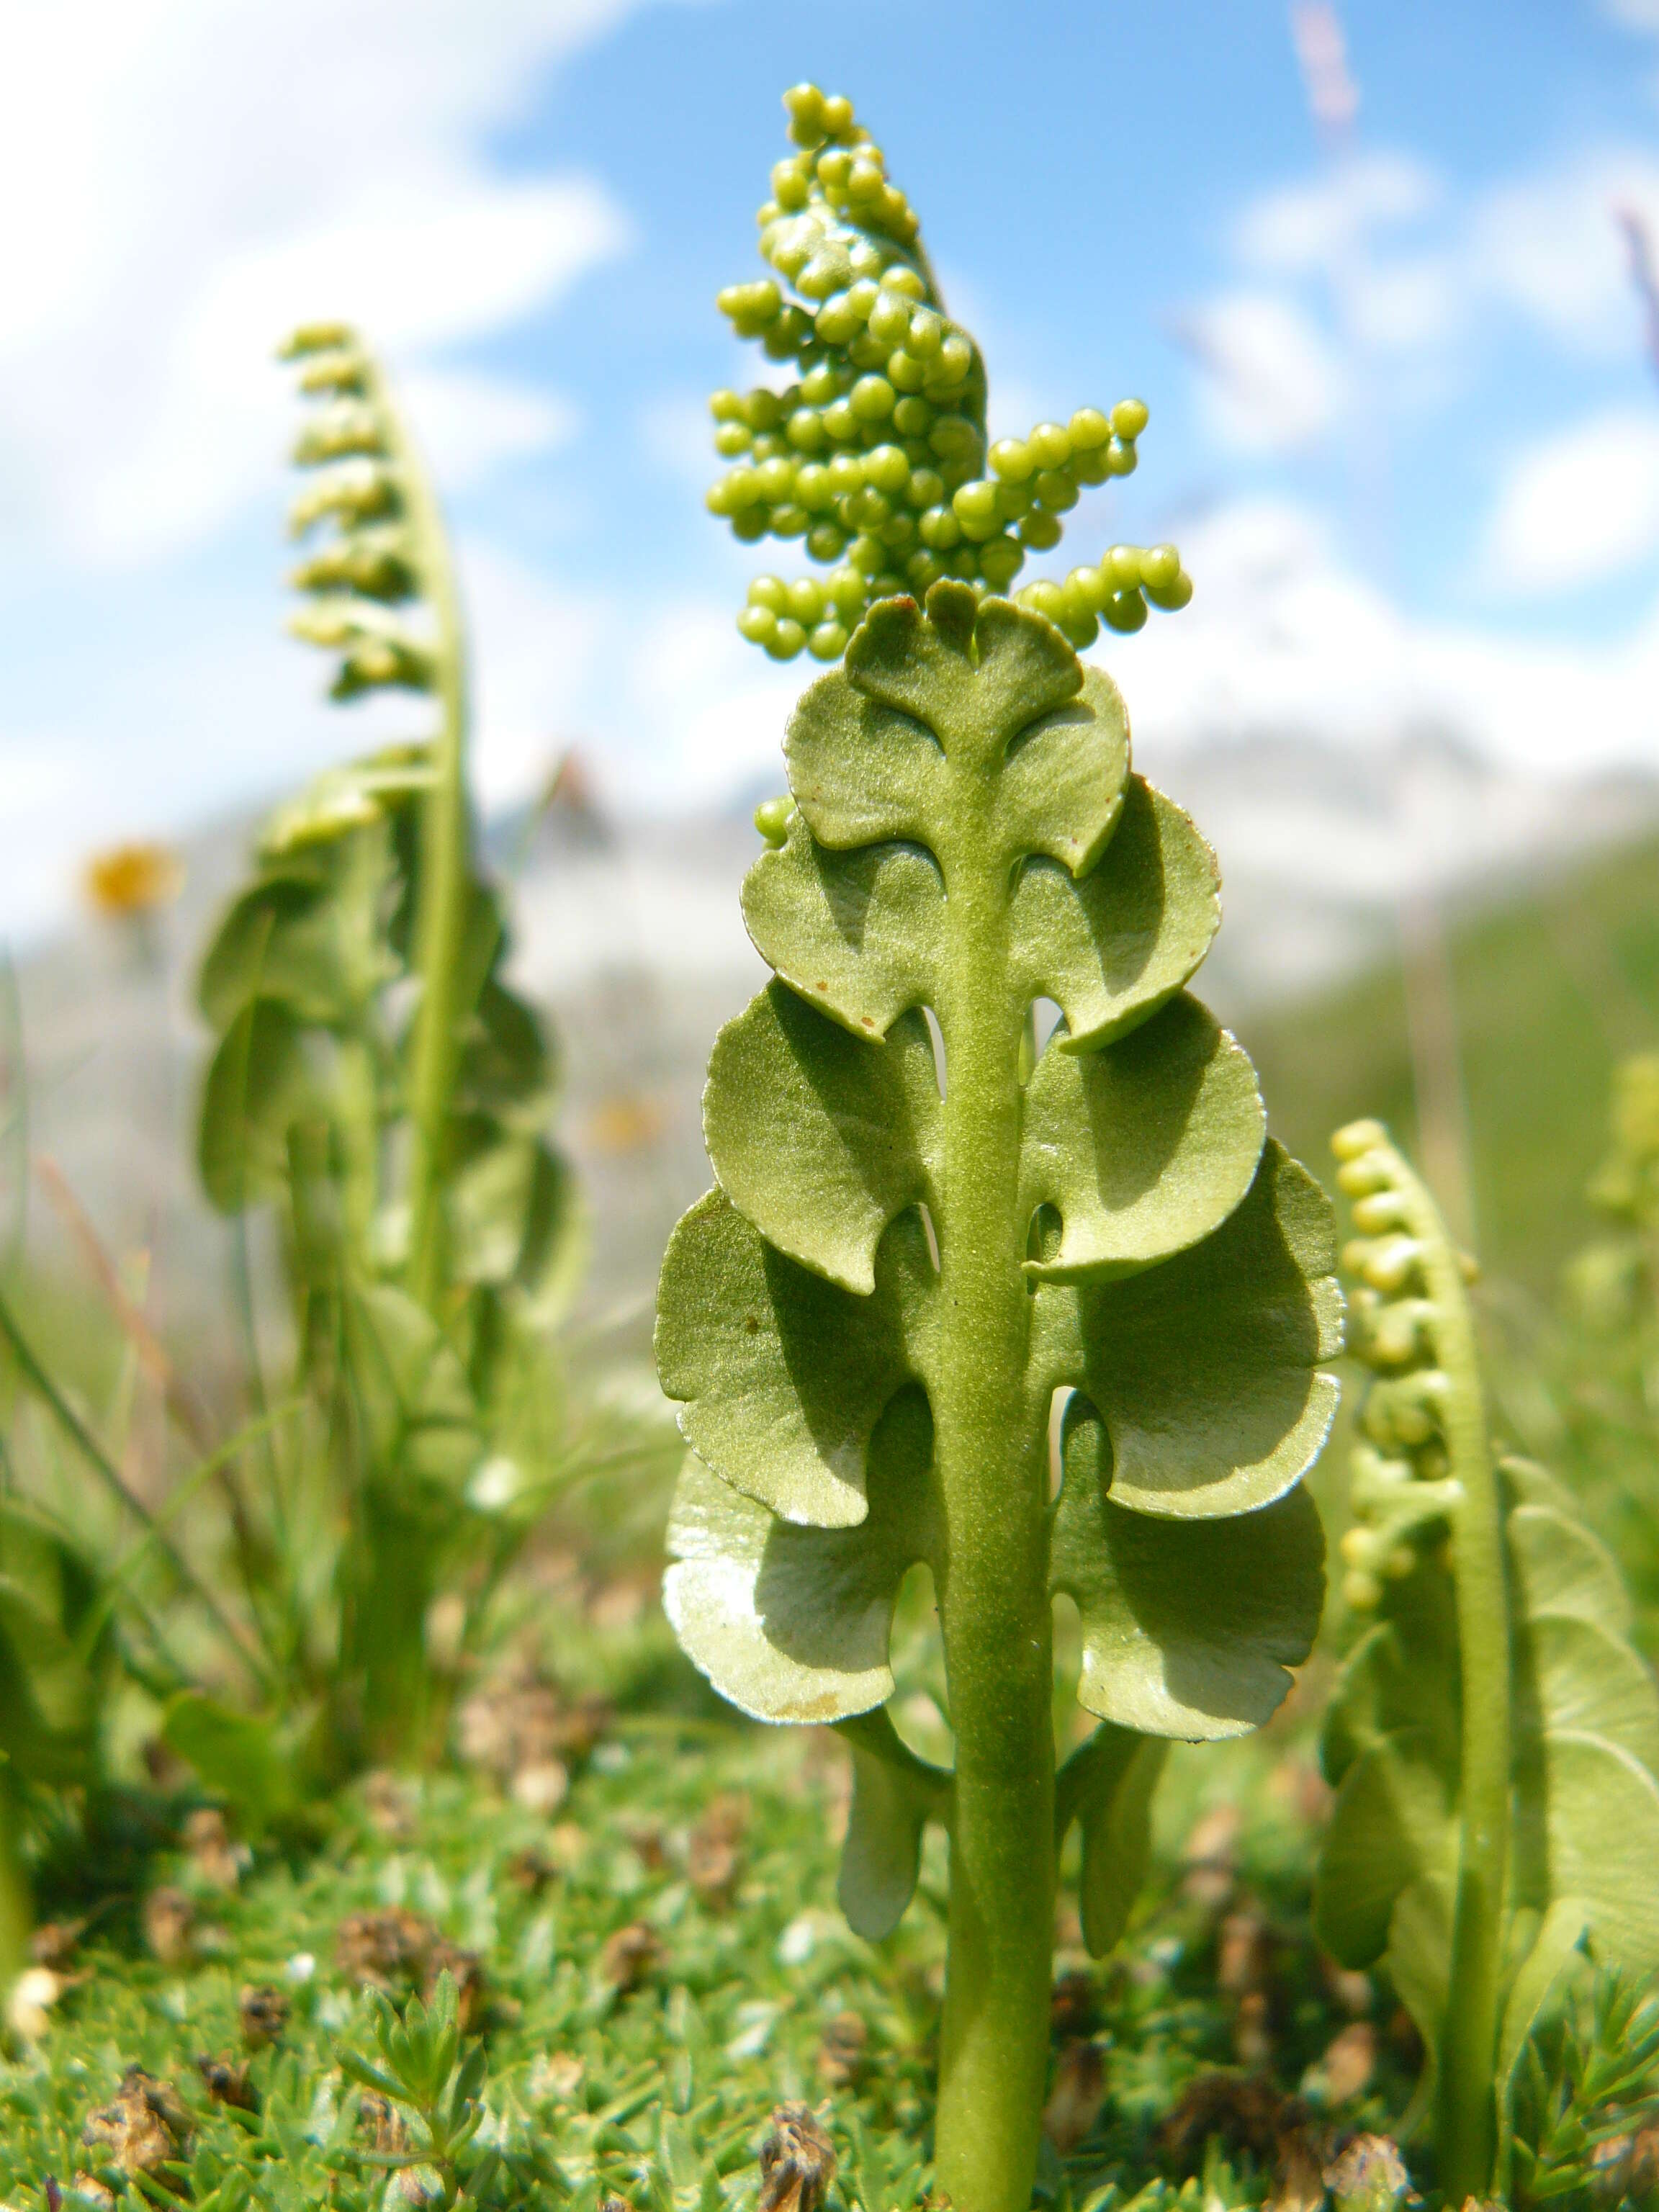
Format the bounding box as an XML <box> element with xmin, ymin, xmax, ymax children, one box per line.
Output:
<box><xmin>658</xmin><ymin>92</ymin><xmax>1344</xmax><ymax>2212</ymax></box>
<box><xmin>708</xmin><ymin>85</ymin><xmax>1193</xmax><ymax>662</ymax></box>
<box><xmin>192</xmin><ymin>327</ymin><xmax>578</xmax><ymax>1771</ymax></box>
<box><xmin>1316</xmin><ymin>1120</ymin><xmax>1659</xmax><ymax>2204</ymax></box>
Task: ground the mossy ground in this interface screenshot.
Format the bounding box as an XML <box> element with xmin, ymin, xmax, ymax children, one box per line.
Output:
<box><xmin>0</xmin><ymin>1609</ymin><xmax>1419</xmax><ymax>2211</ymax></box>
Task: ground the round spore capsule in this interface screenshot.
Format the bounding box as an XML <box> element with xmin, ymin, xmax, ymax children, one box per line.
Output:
<box><xmin>1104</xmin><ymin>437</ymin><xmax>1137</xmax><ymax>477</ymax></box>
<box><xmin>806</xmin><ymin>521</ymin><xmax>846</xmax><ymax>562</ymax></box>
<box><xmin>738</xmin><ymin>605</ymin><xmax>776</xmax><ymax>645</ymax></box>
<box><xmin>1141</xmin><ymin>543</ymin><xmax>1180</xmax><ymax>590</ymax></box>
<box><xmin>979</xmin><ymin>536</ymin><xmax>1024</xmax><ymax>590</ymax></box>
<box><xmin>1111</xmin><ymin>397</ymin><xmax>1149</xmax><ymax>439</ymax></box>
<box><xmin>1019</xmin><ymin>511</ymin><xmax>1061</xmax><ymax>552</ymax></box>
<box><xmin>868</xmin><ymin>292</ymin><xmax>912</xmax><ymax>346</ymax></box>
<box><xmin>1107</xmin><ymin>544</ymin><xmax>1142</xmax><ymax>593</ymax></box>
<box><xmin>768</xmin><ymin>617</ymin><xmax>807</xmax><ymax>660</ymax></box>
<box><xmin>989</xmin><ymin>439</ymin><xmax>1033</xmax><ymax>482</ymax></box>
<box><xmin>754</xmin><ymin>793</ymin><xmax>793</xmax><ymax>842</ymax></box>
<box><xmin>920</xmin><ymin>504</ymin><xmax>963</xmax><ymax>550</ymax></box>
<box><xmin>1068</xmin><ymin>408</ymin><xmax>1110</xmax><ymax>450</ymax></box>
<box><xmin>715</xmin><ymin>423</ymin><xmax>752</xmax><ymax>458</ymax></box>
<box><xmin>1102</xmin><ymin>588</ymin><xmax>1148</xmax><ymax>634</ymax></box>
<box><xmin>850</xmin><ymin>374</ymin><xmax>896</xmax><ymax>422</ymax></box>
<box><xmin>1145</xmin><ymin>568</ymin><xmax>1193</xmax><ymax>611</ymax></box>
<box><xmin>787</xmin><ymin>577</ymin><xmax>824</xmax><ymax>624</ymax></box>
<box><xmin>952</xmin><ymin>478</ymin><xmax>1000</xmax><ymax>530</ymax></box>
<box><xmin>809</xmin><ymin>620</ymin><xmax>848</xmax><ymax>660</ymax></box>
<box><xmin>1033</xmin><ymin>469</ymin><xmax>1078</xmax><ymax>513</ymax></box>
<box><xmin>864</xmin><ymin>443</ymin><xmax>911</xmax><ymax>494</ymax></box>
<box><xmin>1028</xmin><ymin>422</ymin><xmax>1071</xmax><ymax>470</ymax></box>
<box><xmin>827</xmin><ymin>566</ymin><xmax>867</xmax><ymax>619</ymax></box>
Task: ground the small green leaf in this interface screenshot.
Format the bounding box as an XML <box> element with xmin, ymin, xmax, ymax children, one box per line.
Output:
<box><xmin>1315</xmin><ymin>1733</ymin><xmax>1455</xmax><ymax>1969</ymax></box>
<box><xmin>1056</xmin><ymin>1724</ymin><xmax>1170</xmax><ymax>1955</ymax></box>
<box><xmin>1021</xmin><ymin>993</ymin><xmax>1264</xmax><ymax>1282</ymax></box>
<box><xmin>662</xmin><ymin>1387</ymin><xmax>938</xmax><ymax>1725</ymax></box>
<box><xmin>656</xmin><ymin>1190</ymin><xmax>936</xmax><ymax>1528</ymax></box>
<box><xmin>1037</xmin><ymin>1141</ymin><xmax>1342</xmax><ymax>1518</ymax></box>
<box><xmin>1509</xmin><ymin>1505</ymin><xmax>1633</xmax><ymax>1638</ymax></box>
<box><xmin>1497</xmin><ymin>1894</ymin><xmax>1588</xmax><ymax>2115</ymax></box>
<box><xmin>742</xmin><ymin>819</ymin><xmax>942</xmax><ymax>1045</ymax></box>
<box><xmin>161</xmin><ymin>1691</ymin><xmax>300</xmax><ymax>1835</ymax></box>
<box><xmin>1010</xmin><ymin>778</ymin><xmax>1219</xmax><ymax>1053</ymax></box>
<box><xmin>835</xmin><ymin>1705</ymin><xmax>951</xmax><ymax>1941</ymax></box>
<box><xmin>1051</xmin><ymin>1408</ymin><xmax>1323</xmax><ymax>1737</ymax></box>
<box><xmin>198</xmin><ymin>999</ymin><xmax>315</xmax><ymax>1213</ymax></box>
<box><xmin>0</xmin><ymin>1574</ymin><xmax>96</xmax><ymax>1786</ymax></box>
<box><xmin>1512</xmin><ymin>1730</ymin><xmax>1659</xmax><ymax>1972</ymax></box>
<box><xmin>1514</xmin><ymin>1614</ymin><xmax>1659</xmax><ymax>1776</ymax></box>
<box><xmin>705</xmin><ymin>983</ymin><xmax>939</xmax><ymax>1293</ymax></box>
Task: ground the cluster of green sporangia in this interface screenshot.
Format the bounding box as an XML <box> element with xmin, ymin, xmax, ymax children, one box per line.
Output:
<box><xmin>1316</xmin><ymin>1121</ymin><xmax>1659</xmax><ymax>2200</ymax></box>
<box><xmin>657</xmin><ymin>583</ymin><xmax>1341</xmax><ymax>1944</ymax></box>
<box><xmin>279</xmin><ymin>322</ymin><xmax>443</xmax><ymax>702</ymax></box>
<box><xmin>1330</xmin><ymin>1133</ymin><xmax>1473</xmax><ymax>1614</ymax></box>
<box><xmin>711</xmin><ymin>84</ymin><xmax>1193</xmax><ymax>660</ymax></box>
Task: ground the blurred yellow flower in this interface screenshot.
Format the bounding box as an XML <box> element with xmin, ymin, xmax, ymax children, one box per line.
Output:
<box><xmin>81</xmin><ymin>840</ymin><xmax>184</xmax><ymax>921</ymax></box>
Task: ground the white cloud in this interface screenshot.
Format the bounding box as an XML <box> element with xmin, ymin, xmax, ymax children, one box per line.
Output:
<box><xmin>1180</xmin><ymin>292</ymin><xmax>1348</xmax><ymax>452</ymax></box>
<box><xmin>1108</xmin><ymin>495</ymin><xmax>1659</xmax><ymax>778</ymax></box>
<box><xmin>0</xmin><ymin>0</ymin><xmax>646</xmax><ymax>572</ymax></box>
<box><xmin>1233</xmin><ymin>152</ymin><xmax>1442</xmax><ymax>275</ymax></box>
<box><xmin>1481</xmin><ymin>408</ymin><xmax>1659</xmax><ymax>593</ymax></box>
<box><xmin>1467</xmin><ymin>148</ymin><xmax>1659</xmax><ymax>353</ymax></box>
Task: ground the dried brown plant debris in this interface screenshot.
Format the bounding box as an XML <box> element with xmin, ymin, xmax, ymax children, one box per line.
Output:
<box><xmin>31</xmin><ymin>1918</ymin><xmax>86</xmax><ymax>1970</ymax></box>
<box><xmin>758</xmin><ymin>2103</ymin><xmax>837</xmax><ymax>2212</ymax></box>
<box><xmin>358</xmin><ymin>2090</ymin><xmax>413</xmax><ymax>2156</ymax></box>
<box><xmin>455</xmin><ymin>1663</ymin><xmax>610</xmax><ymax>1809</ymax></box>
<box><xmin>81</xmin><ymin>2069</ymin><xmax>192</xmax><ymax>2175</ymax></box>
<box><xmin>1217</xmin><ymin>1907</ymin><xmax>1278</xmax><ymax>1996</ymax></box>
<box><xmin>361</xmin><ymin>1771</ymin><xmax>418</xmax><ymax>1840</ymax></box>
<box><xmin>142</xmin><ymin>1887</ymin><xmax>196</xmax><ymax>1966</ymax></box>
<box><xmin>503</xmin><ymin>1845</ymin><xmax>559</xmax><ymax>1893</ymax></box>
<box><xmin>600</xmin><ymin>1920</ymin><xmax>661</xmax><ymax>1994</ymax></box>
<box><xmin>1181</xmin><ymin>1802</ymin><xmax>1243</xmax><ymax>1910</ymax></box>
<box><xmin>1050</xmin><ymin>1971</ymin><xmax>1098</xmax><ymax>2041</ymax></box>
<box><xmin>537</xmin><ymin>2051</ymin><xmax>586</xmax><ymax>2102</ymax></box>
<box><xmin>183</xmin><ymin>1807</ymin><xmax>249</xmax><ymax>1891</ymax></box>
<box><xmin>1323</xmin><ymin>2131</ymin><xmax>1415</xmax><ymax>2210</ymax></box>
<box><xmin>197</xmin><ymin>2054</ymin><xmax>257</xmax><ymax>2112</ymax></box>
<box><xmin>238</xmin><ymin>1982</ymin><xmax>291</xmax><ymax>2050</ymax></box>
<box><xmin>688</xmin><ymin>1792</ymin><xmax>750</xmax><ymax>1905</ymax></box>
<box><xmin>1302</xmin><ymin>2020</ymin><xmax>1378</xmax><ymax>2110</ymax></box>
<box><xmin>1159</xmin><ymin>2072</ymin><xmax>1280</xmax><ymax>2170</ymax></box>
<box><xmin>1043</xmin><ymin>2041</ymin><xmax>1107</xmax><ymax>2154</ymax></box>
<box><xmin>624</xmin><ymin>1820</ymin><xmax>667</xmax><ymax>1872</ymax></box>
<box><xmin>335</xmin><ymin>1907</ymin><xmax>439</xmax><ymax>1991</ymax></box>
<box><xmin>817</xmin><ymin>2010</ymin><xmax>868</xmax><ymax>2088</ymax></box>
<box><xmin>1233</xmin><ymin>1990</ymin><xmax>1276</xmax><ymax>2069</ymax></box>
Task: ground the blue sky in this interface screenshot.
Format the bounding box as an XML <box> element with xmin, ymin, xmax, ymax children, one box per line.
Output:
<box><xmin>7</xmin><ymin>0</ymin><xmax>1659</xmax><ymax>938</ymax></box>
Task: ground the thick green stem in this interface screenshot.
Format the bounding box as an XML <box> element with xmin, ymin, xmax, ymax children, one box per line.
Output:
<box><xmin>1403</xmin><ymin>1164</ymin><xmax>1510</xmax><ymax>2200</ymax></box>
<box><xmin>382</xmin><ymin>374</ymin><xmax>471</xmax><ymax>1318</ymax></box>
<box><xmin>932</xmin><ymin>801</ymin><xmax>1054</xmax><ymax>2212</ymax></box>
